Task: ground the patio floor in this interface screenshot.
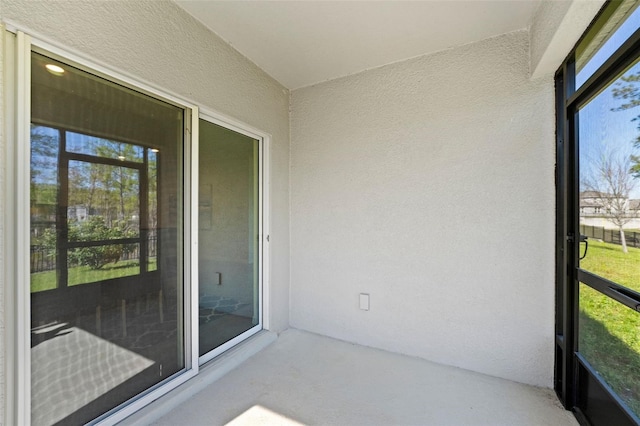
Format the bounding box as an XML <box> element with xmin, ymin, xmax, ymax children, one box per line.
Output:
<box><xmin>130</xmin><ymin>329</ymin><xmax>577</xmax><ymax>425</ymax></box>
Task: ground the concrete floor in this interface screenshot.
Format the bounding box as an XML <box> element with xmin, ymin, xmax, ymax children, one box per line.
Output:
<box><xmin>147</xmin><ymin>329</ymin><xmax>578</xmax><ymax>426</ymax></box>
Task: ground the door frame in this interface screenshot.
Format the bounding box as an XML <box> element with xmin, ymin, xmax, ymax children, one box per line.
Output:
<box><xmin>3</xmin><ymin>24</ymin><xmax>271</xmax><ymax>425</ymax></box>
<box><xmin>555</xmin><ymin>7</ymin><xmax>640</xmax><ymax>425</ymax></box>
<box><xmin>196</xmin><ymin>109</ymin><xmax>270</xmax><ymax>366</ymax></box>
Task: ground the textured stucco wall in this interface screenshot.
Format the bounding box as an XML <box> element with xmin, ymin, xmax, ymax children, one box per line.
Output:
<box><xmin>290</xmin><ymin>30</ymin><xmax>556</xmax><ymax>387</ymax></box>
<box><xmin>529</xmin><ymin>0</ymin><xmax>605</xmax><ymax>78</ymax></box>
<box><xmin>529</xmin><ymin>0</ymin><xmax>572</xmax><ymax>76</ymax></box>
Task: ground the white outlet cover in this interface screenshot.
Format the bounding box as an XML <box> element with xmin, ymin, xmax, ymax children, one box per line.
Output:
<box><xmin>359</xmin><ymin>293</ymin><xmax>370</xmax><ymax>311</ymax></box>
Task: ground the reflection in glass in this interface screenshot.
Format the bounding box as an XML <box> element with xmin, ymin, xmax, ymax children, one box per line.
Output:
<box><xmin>30</xmin><ymin>126</ymin><xmax>59</xmax><ymax>292</ymax></box>
<box><xmin>30</xmin><ymin>52</ymin><xmax>184</xmax><ymax>425</ymax></box>
<box><xmin>148</xmin><ymin>151</ymin><xmax>158</xmax><ymax>272</ymax></box>
<box><xmin>68</xmin><ymin>161</ymin><xmax>140</xmax><ymax>239</ymax></box>
<box><xmin>198</xmin><ymin>120</ymin><xmax>259</xmax><ymax>357</ymax></box>
<box><xmin>67</xmin><ymin>244</ymin><xmax>141</xmax><ymax>286</ymax></box>
<box><xmin>147</xmin><ymin>234</ymin><xmax>158</xmax><ymax>272</ymax></box>
<box><xmin>66</xmin><ymin>132</ymin><xmax>144</xmax><ymax>162</ymax></box>
<box><xmin>579</xmin><ymin>283</ymin><xmax>640</xmax><ymax>417</ymax></box>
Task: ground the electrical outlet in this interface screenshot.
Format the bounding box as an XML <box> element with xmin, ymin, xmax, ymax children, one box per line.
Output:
<box><xmin>359</xmin><ymin>293</ymin><xmax>370</xmax><ymax>311</ymax></box>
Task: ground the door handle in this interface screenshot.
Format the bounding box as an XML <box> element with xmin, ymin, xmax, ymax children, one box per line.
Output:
<box><xmin>579</xmin><ymin>234</ymin><xmax>588</xmax><ymax>260</ymax></box>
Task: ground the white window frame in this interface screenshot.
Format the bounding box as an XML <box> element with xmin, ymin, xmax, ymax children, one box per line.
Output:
<box><xmin>197</xmin><ymin>110</ymin><xmax>269</xmax><ymax>366</ymax></box>
<box><xmin>3</xmin><ymin>24</ymin><xmax>271</xmax><ymax>426</ymax></box>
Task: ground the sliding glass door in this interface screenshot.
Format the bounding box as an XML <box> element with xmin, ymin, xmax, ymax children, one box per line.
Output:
<box><xmin>13</xmin><ymin>33</ymin><xmax>267</xmax><ymax>426</ymax></box>
<box><xmin>30</xmin><ymin>51</ymin><xmax>186</xmax><ymax>425</ymax></box>
<box><xmin>198</xmin><ymin>119</ymin><xmax>261</xmax><ymax>359</ymax></box>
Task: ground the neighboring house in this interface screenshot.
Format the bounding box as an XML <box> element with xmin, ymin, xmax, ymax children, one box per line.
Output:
<box><xmin>580</xmin><ymin>191</ymin><xmax>640</xmax><ymax>229</ymax></box>
<box><xmin>67</xmin><ymin>205</ymin><xmax>88</xmax><ymax>222</ymax></box>
<box><xmin>580</xmin><ymin>190</ymin><xmax>613</xmax><ymax>216</ymax></box>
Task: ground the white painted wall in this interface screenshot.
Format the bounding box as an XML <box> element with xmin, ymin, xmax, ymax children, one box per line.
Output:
<box><xmin>290</xmin><ymin>30</ymin><xmax>556</xmax><ymax>387</ymax></box>
<box><xmin>0</xmin><ymin>0</ymin><xmax>289</xmax><ymax>422</ymax></box>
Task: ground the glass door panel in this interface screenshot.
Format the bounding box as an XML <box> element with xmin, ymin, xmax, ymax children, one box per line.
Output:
<box><xmin>30</xmin><ymin>52</ymin><xmax>185</xmax><ymax>425</ymax></box>
<box><xmin>578</xmin><ymin>283</ymin><xmax>640</xmax><ymax>416</ymax></box>
<box><xmin>578</xmin><ymin>54</ymin><xmax>640</xmax><ymax>420</ymax></box>
<box><xmin>198</xmin><ymin>119</ymin><xmax>260</xmax><ymax>357</ymax></box>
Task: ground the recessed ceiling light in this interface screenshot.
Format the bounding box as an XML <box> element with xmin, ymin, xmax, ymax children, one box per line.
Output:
<box><xmin>151</xmin><ymin>148</ymin><xmax>159</xmax><ymax>153</ymax></box>
<box><xmin>45</xmin><ymin>64</ymin><xmax>65</xmax><ymax>76</ymax></box>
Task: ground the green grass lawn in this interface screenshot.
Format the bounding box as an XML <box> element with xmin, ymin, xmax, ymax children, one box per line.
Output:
<box><xmin>31</xmin><ymin>258</ymin><xmax>157</xmax><ymax>292</ymax></box>
<box><xmin>580</xmin><ymin>239</ymin><xmax>640</xmax><ymax>416</ymax></box>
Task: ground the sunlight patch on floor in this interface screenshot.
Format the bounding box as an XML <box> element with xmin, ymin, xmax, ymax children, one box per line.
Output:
<box><xmin>226</xmin><ymin>405</ymin><xmax>305</xmax><ymax>426</ymax></box>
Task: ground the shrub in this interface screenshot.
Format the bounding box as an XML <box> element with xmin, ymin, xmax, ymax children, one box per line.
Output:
<box><xmin>43</xmin><ymin>216</ymin><xmax>136</xmax><ymax>270</ymax></box>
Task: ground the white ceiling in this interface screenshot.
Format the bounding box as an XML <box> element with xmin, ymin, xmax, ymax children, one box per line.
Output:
<box><xmin>175</xmin><ymin>1</ymin><xmax>541</xmax><ymax>90</ymax></box>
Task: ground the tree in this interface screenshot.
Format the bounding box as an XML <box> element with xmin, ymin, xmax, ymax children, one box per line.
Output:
<box><xmin>30</xmin><ymin>127</ymin><xmax>60</xmax><ymax>244</ymax></box>
<box><xmin>582</xmin><ymin>152</ymin><xmax>639</xmax><ymax>253</ymax></box>
<box><xmin>94</xmin><ymin>140</ymin><xmax>140</xmax><ymax>229</ymax></box>
<box><xmin>612</xmin><ymin>72</ymin><xmax>640</xmax><ymax>144</ymax></box>
<box><xmin>148</xmin><ymin>151</ymin><xmax>158</xmax><ymax>230</ymax></box>
<box><xmin>66</xmin><ymin>138</ymin><xmax>140</xmax><ymax>231</ymax></box>
<box><xmin>612</xmin><ymin>72</ymin><xmax>640</xmax><ymax>178</ymax></box>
